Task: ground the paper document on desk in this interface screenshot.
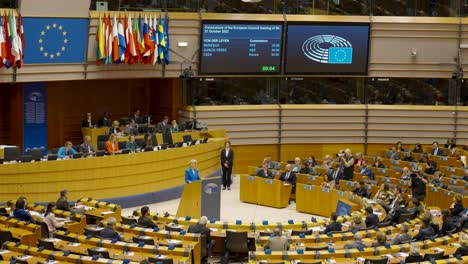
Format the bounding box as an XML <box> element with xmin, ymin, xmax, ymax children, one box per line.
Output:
<box><xmin>382</xmin><ymin>254</ymin><xmax>394</xmax><ymax>259</ymax></box>
<box><xmin>0</xmin><ymin>250</ymin><xmax>10</xmax><ymax>254</ymax></box>
<box><xmin>310</xmin><ymin>226</ymin><xmax>324</xmax><ymax>232</ymax></box>
<box><xmin>30</xmin><ymin>211</ymin><xmax>43</xmax><ymax>217</ymax></box>
<box><xmin>124</xmin><ymin>252</ymin><xmax>134</xmax><ymax>256</ymax></box>
<box><xmin>100</xmin><ymin>211</ymin><xmax>114</xmax><ymax>215</ymax></box>
<box><xmin>167</xmin><ymin>239</ymin><xmax>181</xmax><ymax>244</ymax></box>
<box><xmin>394</xmin><ymin>252</ymin><xmax>409</xmax><ymax>257</ymax></box>
<box><xmin>68</xmin><ymin>243</ymin><xmax>81</xmax><ymax>247</ymax></box>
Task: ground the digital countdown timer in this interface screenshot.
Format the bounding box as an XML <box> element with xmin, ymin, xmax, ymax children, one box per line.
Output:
<box><xmin>199</xmin><ymin>21</ymin><xmax>283</xmax><ymax>75</ymax></box>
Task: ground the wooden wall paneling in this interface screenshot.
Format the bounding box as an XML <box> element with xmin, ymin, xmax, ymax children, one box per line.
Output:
<box><xmin>0</xmin><ymin>84</ymin><xmax>23</xmax><ymax>148</ymax></box>
<box><xmin>231</xmin><ymin>144</ymin><xmax>279</xmax><ymax>174</ymax></box>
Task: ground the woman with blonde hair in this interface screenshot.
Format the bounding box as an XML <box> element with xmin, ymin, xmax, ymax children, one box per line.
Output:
<box><xmin>405</xmin><ymin>243</ymin><xmax>423</xmax><ymax>263</ymax></box>
<box><xmin>105</xmin><ymin>134</ymin><xmax>120</xmax><ymax>154</ymax></box>
<box><xmin>349</xmin><ymin>213</ymin><xmax>366</xmax><ymax>232</ymax></box>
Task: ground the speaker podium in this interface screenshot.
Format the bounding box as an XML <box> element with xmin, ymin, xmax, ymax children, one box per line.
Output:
<box><xmin>177</xmin><ymin>177</ymin><xmax>221</xmax><ymax>220</ymax></box>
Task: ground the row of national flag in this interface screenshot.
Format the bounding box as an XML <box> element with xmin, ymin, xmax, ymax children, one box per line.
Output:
<box><xmin>0</xmin><ymin>12</ymin><xmax>25</xmax><ymax>69</ymax></box>
<box><xmin>96</xmin><ymin>13</ymin><xmax>169</xmax><ymax>65</ymax></box>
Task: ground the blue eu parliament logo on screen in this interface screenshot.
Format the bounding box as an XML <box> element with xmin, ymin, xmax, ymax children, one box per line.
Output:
<box><xmin>301</xmin><ymin>34</ymin><xmax>353</xmax><ymax>64</ymax></box>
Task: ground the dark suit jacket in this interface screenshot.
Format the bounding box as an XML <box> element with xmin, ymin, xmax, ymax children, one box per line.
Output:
<box><xmin>455</xmin><ymin>245</ymin><xmax>468</xmax><ymax>256</ymax></box>
<box><xmin>352</xmin><ymin>187</ymin><xmax>368</xmax><ymax>198</ymax></box>
<box><xmin>405</xmin><ymin>254</ymin><xmax>423</xmax><ymax>263</ymax></box>
<box><xmin>431</xmin><ymin>147</ymin><xmax>445</xmax><ymax>156</ymax></box>
<box><xmin>188</xmin><ymin>223</ymin><xmax>212</xmax><ymax>242</ymax></box>
<box><xmin>99</xmin><ymin>227</ymin><xmax>121</xmax><ymax>241</ymax></box>
<box><xmin>256</xmin><ymin>169</ymin><xmax>273</xmax><ymax>179</ymax></box>
<box><xmin>80</xmin><ymin>143</ymin><xmax>95</xmax><ymax>155</ymax></box>
<box><xmin>324</xmin><ymin>221</ymin><xmax>342</xmax><ymax>234</ymax></box>
<box><xmin>99</xmin><ymin>118</ymin><xmax>111</xmax><ymax>127</ymax></box>
<box><xmin>451</xmin><ymin>203</ymin><xmax>465</xmax><ymax>217</ymax></box>
<box><xmin>413</xmin><ymin>227</ymin><xmax>434</xmax><ymax>241</ymax></box>
<box><xmin>81</xmin><ymin>119</ymin><xmax>95</xmax><ymax>128</ymax></box>
<box><xmin>389</xmin><ymin>206</ymin><xmax>409</xmax><ymax>224</ymax></box>
<box><xmin>279</xmin><ymin>171</ymin><xmax>297</xmax><ymax>185</ymax></box>
<box><xmin>56</xmin><ymin>197</ymin><xmax>70</xmax><ymax>211</ymax></box>
<box><xmin>157</xmin><ymin>122</ymin><xmax>170</xmax><ymax>134</ymax></box>
<box><xmin>108</xmin><ymin>127</ymin><xmax>121</xmax><ymax>135</ymax></box>
<box><xmin>220</xmin><ymin>149</ymin><xmax>234</xmax><ymax>168</ymax></box>
<box><xmin>365</xmin><ymin>214</ymin><xmax>379</xmax><ymax>228</ymax></box>
<box><xmin>138</xmin><ymin>216</ymin><xmax>156</xmax><ymax>228</ymax></box>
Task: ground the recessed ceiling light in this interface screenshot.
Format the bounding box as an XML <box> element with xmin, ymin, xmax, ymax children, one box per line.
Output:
<box><xmin>242</xmin><ymin>0</ymin><xmax>263</xmax><ymax>3</ymax></box>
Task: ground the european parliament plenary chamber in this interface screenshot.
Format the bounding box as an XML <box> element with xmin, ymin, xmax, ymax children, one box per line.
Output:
<box><xmin>1</xmin><ymin>0</ymin><xmax>468</xmax><ymax>264</ymax></box>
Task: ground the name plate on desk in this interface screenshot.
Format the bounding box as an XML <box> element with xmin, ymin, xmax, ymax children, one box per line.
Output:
<box><xmin>430</xmin><ymin>187</ymin><xmax>438</xmax><ymax>192</ymax></box>
<box><xmin>264</xmin><ymin>179</ymin><xmax>274</xmax><ymax>184</ymax></box>
<box><xmin>408</xmin><ymin>162</ymin><xmax>418</xmax><ymax>168</ymax></box>
<box><xmin>444</xmin><ymin>190</ymin><xmax>452</xmax><ymax>196</ymax></box>
<box><xmin>381</xmin><ymin>177</ymin><xmax>390</xmax><ymax>183</ymax></box>
<box><xmin>399</xmin><ymin>180</ymin><xmax>408</xmax><ymax>185</ymax></box>
<box><xmin>446</xmin><ymin>167</ymin><xmax>456</xmax><ymax>172</ymax></box>
<box><xmin>246</xmin><ymin>176</ymin><xmax>256</xmax><ymax>182</ymax></box>
<box><xmin>303</xmin><ymin>185</ymin><xmax>314</xmax><ymax>191</ymax></box>
<box><xmin>306</xmin><ymin>176</ymin><xmax>316</xmax><ymax>180</ymax></box>
<box><xmin>390</xmin><ymin>160</ymin><xmax>400</xmax><ymax>165</ymax></box>
<box><xmin>321</xmin><ymin>188</ymin><xmax>331</xmax><ymax>193</ymax></box>
<box><xmin>438</xmin><ymin>156</ymin><xmax>448</xmax><ymax>161</ymax></box>
<box><xmin>345</xmin><ymin>181</ymin><xmax>355</xmax><ymax>186</ymax></box>
<box><xmin>448</xmin><ymin>179</ymin><xmax>458</xmax><ymax>184</ymax></box>
<box><xmin>336</xmin><ymin>191</ymin><xmax>344</xmax><ymax>197</ymax></box>
<box><xmin>377</xmin><ymin>168</ymin><xmax>387</xmax><ymax>174</ymax></box>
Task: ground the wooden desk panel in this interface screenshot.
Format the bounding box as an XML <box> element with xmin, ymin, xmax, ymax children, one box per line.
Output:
<box><xmin>0</xmin><ymin>135</ymin><xmax>225</xmax><ymax>202</ymax></box>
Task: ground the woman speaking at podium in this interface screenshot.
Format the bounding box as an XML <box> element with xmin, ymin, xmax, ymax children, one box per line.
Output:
<box><xmin>185</xmin><ymin>159</ymin><xmax>200</xmax><ymax>184</ymax></box>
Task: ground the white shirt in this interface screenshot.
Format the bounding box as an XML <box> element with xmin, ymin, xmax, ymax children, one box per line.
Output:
<box><xmin>225</xmin><ymin>149</ymin><xmax>229</xmax><ymax>157</ymax></box>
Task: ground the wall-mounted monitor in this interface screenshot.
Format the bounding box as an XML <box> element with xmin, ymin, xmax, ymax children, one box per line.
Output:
<box><xmin>285</xmin><ymin>23</ymin><xmax>370</xmax><ymax>75</ymax></box>
<box><xmin>199</xmin><ymin>21</ymin><xmax>283</xmax><ymax>75</ymax></box>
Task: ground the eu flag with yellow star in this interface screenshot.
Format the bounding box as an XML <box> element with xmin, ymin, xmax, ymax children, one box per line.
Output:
<box><xmin>22</xmin><ymin>18</ymin><xmax>88</xmax><ymax>64</ymax></box>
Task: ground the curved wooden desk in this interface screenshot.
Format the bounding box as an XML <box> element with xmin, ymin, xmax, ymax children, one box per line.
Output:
<box><xmin>0</xmin><ymin>134</ymin><xmax>226</xmax><ymax>203</ymax></box>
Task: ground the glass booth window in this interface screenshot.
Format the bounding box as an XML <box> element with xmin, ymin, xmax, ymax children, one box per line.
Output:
<box><xmin>189</xmin><ymin>78</ymin><xmax>277</xmax><ymax>105</ymax></box>
<box><xmin>367</xmin><ymin>78</ymin><xmax>452</xmax><ymax>105</ymax></box>
<box><xmin>279</xmin><ymin>77</ymin><xmax>364</xmax><ymax>104</ymax></box>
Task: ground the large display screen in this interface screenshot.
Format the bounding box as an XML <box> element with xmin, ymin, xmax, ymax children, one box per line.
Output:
<box><xmin>285</xmin><ymin>23</ymin><xmax>370</xmax><ymax>75</ymax></box>
<box><xmin>199</xmin><ymin>21</ymin><xmax>283</xmax><ymax>75</ymax></box>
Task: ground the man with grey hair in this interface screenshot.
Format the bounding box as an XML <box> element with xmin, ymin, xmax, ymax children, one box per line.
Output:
<box><xmin>188</xmin><ymin>216</ymin><xmax>215</xmax><ymax>261</ymax></box>
<box><xmin>279</xmin><ymin>164</ymin><xmax>297</xmax><ymax>193</ymax></box>
<box><xmin>264</xmin><ymin>228</ymin><xmax>289</xmax><ymax>251</ymax></box>
<box><xmin>344</xmin><ymin>232</ymin><xmax>365</xmax><ymax>249</ymax></box>
<box><xmin>99</xmin><ymin>217</ymin><xmax>121</xmax><ymax>241</ymax></box>
<box><xmin>391</xmin><ymin>224</ymin><xmax>412</xmax><ymax>245</ymax></box>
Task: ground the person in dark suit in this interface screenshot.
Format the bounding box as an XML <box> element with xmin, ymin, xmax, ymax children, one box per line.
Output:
<box><xmin>352</xmin><ymin>180</ymin><xmax>368</xmax><ymax>198</ymax></box>
<box><xmin>364</xmin><ymin>206</ymin><xmax>379</xmax><ymax>228</ymax></box>
<box><xmin>431</xmin><ymin>141</ymin><xmax>445</xmax><ymax>156</ymax></box>
<box><xmin>220</xmin><ymin>141</ymin><xmax>234</xmax><ymax>190</ymax></box>
<box><xmin>391</xmin><ymin>224</ymin><xmax>412</xmax><ymax>245</ymax></box>
<box><xmin>405</xmin><ymin>243</ymin><xmax>423</xmax><ymax>263</ymax></box>
<box><xmin>424</xmin><ymin>160</ymin><xmax>438</xmax><ymax>175</ymax></box>
<box><xmin>344</xmin><ymin>233</ymin><xmax>366</xmax><ymax>249</ymax></box>
<box><xmin>359</xmin><ymin>160</ymin><xmax>375</xmax><ymax>180</ymax></box>
<box><xmin>188</xmin><ymin>216</ymin><xmax>215</xmax><ymax>261</ymax></box>
<box><xmin>108</xmin><ymin>121</ymin><xmax>121</xmax><ymax>135</ymax></box>
<box><xmin>13</xmin><ymin>197</ymin><xmax>33</xmax><ymax>222</ymax></box>
<box><xmin>129</xmin><ymin>109</ymin><xmax>141</xmax><ymax>124</ymax></box>
<box><xmin>323</xmin><ymin>212</ymin><xmax>342</xmax><ymax>234</ymax></box>
<box><xmin>450</xmin><ymin>194</ymin><xmax>465</xmax><ymax>218</ymax></box>
<box><xmin>440</xmin><ymin>209</ymin><xmax>455</xmax><ymax>236</ymax></box>
<box><xmin>388</xmin><ymin>198</ymin><xmax>409</xmax><ymax>224</ymax></box>
<box><xmin>99</xmin><ymin>112</ymin><xmax>111</xmax><ymax>127</ymax></box>
<box><xmin>454</xmin><ymin>233</ymin><xmax>468</xmax><ymax>257</ymax></box>
<box><xmin>256</xmin><ymin>163</ymin><xmax>273</xmax><ymax>179</ymax></box>
<box><xmin>185</xmin><ymin>159</ymin><xmax>201</xmax><ymax>184</ymax></box>
<box><xmin>81</xmin><ymin>112</ymin><xmax>95</xmax><ymax>128</ymax></box>
<box><xmin>413</xmin><ymin>218</ymin><xmax>434</xmax><ymax>241</ymax></box>
<box><xmin>137</xmin><ymin>206</ymin><xmax>156</xmax><ymax>228</ymax></box>
<box><xmin>100</xmin><ymin>217</ymin><xmax>121</xmax><ymax>241</ymax></box>
<box><xmin>279</xmin><ymin>164</ymin><xmax>297</xmax><ymax>193</ymax></box>
<box><xmin>156</xmin><ymin>116</ymin><xmax>171</xmax><ymax>134</ymax></box>
<box><xmin>80</xmin><ymin>136</ymin><xmax>95</xmax><ymax>157</ymax></box>
<box><xmin>56</xmin><ymin>189</ymin><xmax>71</xmax><ymax>211</ymax></box>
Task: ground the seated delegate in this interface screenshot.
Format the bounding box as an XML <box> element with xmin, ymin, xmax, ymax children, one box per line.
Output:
<box><xmin>100</xmin><ymin>217</ymin><xmax>121</xmax><ymax>241</ymax></box>
<box><xmin>137</xmin><ymin>206</ymin><xmax>157</xmax><ymax>228</ymax></box>
<box><xmin>13</xmin><ymin>197</ymin><xmax>33</xmax><ymax>222</ymax></box>
<box><xmin>256</xmin><ymin>162</ymin><xmax>273</xmax><ymax>179</ymax></box>
<box><xmin>185</xmin><ymin>159</ymin><xmax>200</xmax><ymax>184</ymax></box>
<box><xmin>264</xmin><ymin>228</ymin><xmax>289</xmax><ymax>251</ymax></box>
<box><xmin>57</xmin><ymin>141</ymin><xmax>76</xmax><ymax>159</ymax></box>
<box><xmin>105</xmin><ymin>134</ymin><xmax>120</xmax><ymax>154</ymax></box>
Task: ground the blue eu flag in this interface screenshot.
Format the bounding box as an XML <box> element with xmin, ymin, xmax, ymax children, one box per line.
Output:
<box><xmin>328</xmin><ymin>47</ymin><xmax>352</xmax><ymax>64</ymax></box>
<box><xmin>22</xmin><ymin>18</ymin><xmax>88</xmax><ymax>64</ymax></box>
